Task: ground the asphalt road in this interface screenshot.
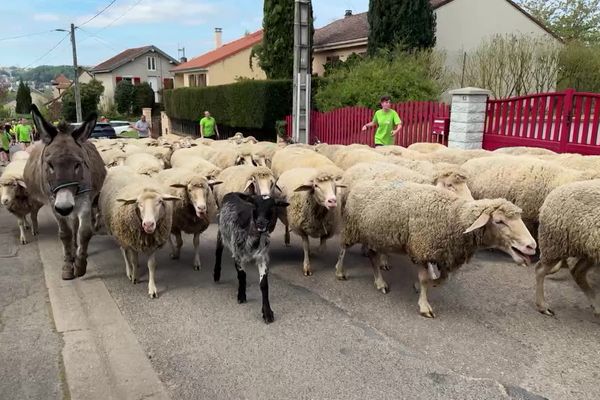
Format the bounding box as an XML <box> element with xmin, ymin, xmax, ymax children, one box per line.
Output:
<box><xmin>0</xmin><ymin>211</ymin><xmax>65</xmax><ymax>400</ymax></box>
<box><xmin>83</xmin><ymin>217</ymin><xmax>600</xmax><ymax>400</ymax></box>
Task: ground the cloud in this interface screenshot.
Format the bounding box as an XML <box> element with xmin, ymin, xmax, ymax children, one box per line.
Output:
<box><xmin>76</xmin><ymin>0</ymin><xmax>218</xmax><ymax>28</ymax></box>
<box><xmin>33</xmin><ymin>13</ymin><xmax>61</xmax><ymax>22</ymax></box>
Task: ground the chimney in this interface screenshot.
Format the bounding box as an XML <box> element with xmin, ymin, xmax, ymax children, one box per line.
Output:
<box><xmin>214</xmin><ymin>27</ymin><xmax>223</xmax><ymax>48</ymax></box>
<box><xmin>180</xmin><ymin>57</ymin><xmax>188</xmax><ymax>63</ymax></box>
<box><xmin>345</xmin><ymin>9</ymin><xmax>352</xmax><ymax>17</ymax></box>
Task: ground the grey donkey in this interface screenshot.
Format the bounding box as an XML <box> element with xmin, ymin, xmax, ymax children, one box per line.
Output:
<box><xmin>24</xmin><ymin>105</ymin><xmax>106</xmax><ymax>280</ymax></box>
<box><xmin>214</xmin><ymin>192</ymin><xmax>288</xmax><ymax>323</ymax></box>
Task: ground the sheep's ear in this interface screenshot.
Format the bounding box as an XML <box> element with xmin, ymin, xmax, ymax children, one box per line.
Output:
<box><xmin>243</xmin><ymin>178</ymin><xmax>255</xmax><ymax>192</ymax></box>
<box><xmin>336</xmin><ymin>183</ymin><xmax>347</xmax><ymax>189</ymax></box>
<box><xmin>294</xmin><ymin>181</ymin><xmax>313</xmax><ymax>192</ymax></box>
<box><xmin>274</xmin><ymin>183</ymin><xmax>283</xmax><ymax>193</ymax></box>
<box><xmin>15</xmin><ymin>179</ymin><xmax>27</xmax><ymax>188</ymax></box>
<box><xmin>208</xmin><ymin>179</ymin><xmax>222</xmax><ymax>188</ymax></box>
<box><xmin>464</xmin><ymin>212</ymin><xmax>491</xmax><ymax>234</ymax></box>
<box><xmin>31</xmin><ymin>104</ymin><xmax>58</xmax><ymax>144</ymax></box>
<box><xmin>170</xmin><ymin>183</ymin><xmax>187</xmax><ymax>189</ymax></box>
<box><xmin>276</xmin><ymin>200</ymin><xmax>289</xmax><ymax>208</ymax></box>
<box><xmin>161</xmin><ymin>194</ymin><xmax>181</xmax><ymax>202</ymax></box>
<box><xmin>117</xmin><ymin>197</ymin><xmax>137</xmax><ymax>205</ymax></box>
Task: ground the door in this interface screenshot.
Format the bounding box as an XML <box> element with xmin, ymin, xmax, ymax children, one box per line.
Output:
<box><xmin>147</xmin><ymin>77</ymin><xmax>159</xmax><ymax>103</ymax></box>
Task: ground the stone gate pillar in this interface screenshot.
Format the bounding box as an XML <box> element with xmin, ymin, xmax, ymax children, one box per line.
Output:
<box><xmin>448</xmin><ymin>87</ymin><xmax>492</xmax><ymax>149</ymax></box>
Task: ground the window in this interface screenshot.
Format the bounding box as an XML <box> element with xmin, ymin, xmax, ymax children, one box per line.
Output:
<box><xmin>188</xmin><ymin>74</ymin><xmax>206</xmax><ymax>88</ymax></box>
<box><xmin>147</xmin><ymin>56</ymin><xmax>156</xmax><ymax>71</ymax></box>
<box><xmin>326</xmin><ymin>55</ymin><xmax>340</xmax><ymax>64</ymax></box>
<box><xmin>163</xmin><ymin>78</ymin><xmax>174</xmax><ymax>89</ymax></box>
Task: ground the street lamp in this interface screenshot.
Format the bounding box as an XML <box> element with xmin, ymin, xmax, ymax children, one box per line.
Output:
<box><xmin>55</xmin><ymin>25</ymin><xmax>82</xmax><ymax>122</ymax></box>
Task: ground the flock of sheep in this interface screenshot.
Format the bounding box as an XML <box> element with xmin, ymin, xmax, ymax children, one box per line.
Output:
<box><xmin>2</xmin><ymin>128</ymin><xmax>600</xmax><ymax>323</ymax></box>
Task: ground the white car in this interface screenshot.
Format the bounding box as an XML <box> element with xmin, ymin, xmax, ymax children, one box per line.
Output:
<box><xmin>109</xmin><ymin>120</ymin><xmax>134</xmax><ymax>135</ymax></box>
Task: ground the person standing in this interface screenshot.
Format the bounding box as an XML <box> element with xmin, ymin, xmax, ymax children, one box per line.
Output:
<box><xmin>199</xmin><ymin>111</ymin><xmax>219</xmax><ymax>139</ymax></box>
<box><xmin>1</xmin><ymin>123</ymin><xmax>13</xmax><ymax>165</ymax></box>
<box><xmin>361</xmin><ymin>95</ymin><xmax>402</xmax><ymax>146</ymax></box>
<box><xmin>130</xmin><ymin>115</ymin><xmax>150</xmax><ymax>138</ymax></box>
<box><xmin>14</xmin><ymin>118</ymin><xmax>33</xmax><ymax>148</ymax></box>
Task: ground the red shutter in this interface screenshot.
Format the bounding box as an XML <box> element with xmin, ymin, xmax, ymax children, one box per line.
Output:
<box><xmin>116</xmin><ymin>76</ymin><xmax>122</xmax><ymax>83</ymax></box>
<box><xmin>133</xmin><ymin>77</ymin><xmax>141</xmax><ymax>85</ymax></box>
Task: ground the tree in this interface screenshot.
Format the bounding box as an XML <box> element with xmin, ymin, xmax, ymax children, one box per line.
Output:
<box><xmin>253</xmin><ymin>0</ymin><xmax>314</xmax><ymax>79</ymax></box>
<box><xmin>368</xmin><ymin>0</ymin><xmax>436</xmax><ymax>55</ymax></box>
<box><xmin>114</xmin><ymin>80</ymin><xmax>135</xmax><ymax>114</ymax></box>
<box><xmin>518</xmin><ymin>0</ymin><xmax>600</xmax><ymax>43</ymax></box>
<box><xmin>132</xmin><ymin>82</ymin><xmax>155</xmax><ymax>115</ymax></box>
<box><xmin>557</xmin><ymin>42</ymin><xmax>600</xmax><ymax>91</ymax></box>
<box><xmin>62</xmin><ymin>79</ymin><xmax>104</xmax><ymax>121</ymax></box>
<box><xmin>15</xmin><ymin>79</ymin><xmax>32</xmax><ymax>114</ymax></box>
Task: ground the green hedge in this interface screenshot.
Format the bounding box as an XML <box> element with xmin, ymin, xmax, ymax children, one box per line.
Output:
<box><xmin>163</xmin><ymin>78</ymin><xmax>325</xmax><ymax>133</ymax></box>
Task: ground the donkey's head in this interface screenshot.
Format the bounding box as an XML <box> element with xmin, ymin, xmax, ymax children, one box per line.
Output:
<box><xmin>31</xmin><ymin>105</ymin><xmax>97</xmax><ymax>216</ymax></box>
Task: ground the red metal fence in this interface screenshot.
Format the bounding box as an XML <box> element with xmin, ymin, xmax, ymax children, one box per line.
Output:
<box><xmin>483</xmin><ymin>89</ymin><xmax>600</xmax><ymax>155</ymax></box>
<box><xmin>285</xmin><ymin>101</ymin><xmax>450</xmax><ymax>146</ymax></box>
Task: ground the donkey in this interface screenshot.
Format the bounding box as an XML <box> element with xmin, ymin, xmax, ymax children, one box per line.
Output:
<box><xmin>24</xmin><ymin>105</ymin><xmax>106</xmax><ymax>280</ymax></box>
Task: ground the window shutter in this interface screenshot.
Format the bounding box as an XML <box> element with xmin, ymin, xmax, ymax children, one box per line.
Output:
<box><xmin>133</xmin><ymin>77</ymin><xmax>141</xmax><ymax>85</ymax></box>
<box><xmin>116</xmin><ymin>76</ymin><xmax>122</xmax><ymax>83</ymax></box>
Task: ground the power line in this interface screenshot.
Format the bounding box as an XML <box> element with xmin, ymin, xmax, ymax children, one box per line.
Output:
<box><xmin>97</xmin><ymin>0</ymin><xmax>144</xmax><ymax>32</ymax></box>
<box><xmin>77</xmin><ymin>27</ymin><xmax>118</xmax><ymax>51</ymax></box>
<box><xmin>0</xmin><ymin>30</ymin><xmax>56</xmax><ymax>42</ymax></box>
<box><xmin>24</xmin><ymin>33</ymin><xmax>71</xmax><ymax>68</ymax></box>
<box><xmin>79</xmin><ymin>0</ymin><xmax>118</xmax><ymax>27</ymax></box>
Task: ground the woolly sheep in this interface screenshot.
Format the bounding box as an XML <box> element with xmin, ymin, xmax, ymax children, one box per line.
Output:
<box><xmin>156</xmin><ymin>168</ymin><xmax>221</xmax><ymax>270</ymax></box>
<box><xmin>0</xmin><ymin>159</ymin><xmax>43</xmax><ymax>244</ymax></box>
<box><xmin>99</xmin><ymin>166</ymin><xmax>180</xmax><ymax>298</ymax></box>
<box><xmin>535</xmin><ymin>180</ymin><xmax>600</xmax><ymax>317</ymax></box>
<box><xmin>251</xmin><ymin>142</ymin><xmax>279</xmax><ymax>167</ymax></box>
<box><xmin>336</xmin><ymin>180</ymin><xmax>536</xmax><ymax>317</ymax></box>
<box><xmin>208</xmin><ymin>145</ymin><xmax>255</xmax><ymax>169</ymax></box>
<box><xmin>276</xmin><ymin>167</ymin><xmax>346</xmax><ymax>276</ymax></box>
<box><xmin>124</xmin><ymin>152</ymin><xmax>164</xmax><ymax>176</ymax></box>
<box><xmin>170</xmin><ymin>154</ymin><xmax>222</xmax><ymax>179</ymax></box>
<box><xmin>314</xmin><ymin>144</ymin><xmax>346</xmax><ymax>161</ymax></box>
<box><xmin>372</xmin><ymin>145</ymin><xmax>409</xmax><ymax>157</ymax></box>
<box><xmin>462</xmin><ymin>155</ymin><xmax>600</xmax><ymax>235</ymax></box>
<box><xmin>407</xmin><ymin>142</ymin><xmax>447</xmax><ymax>153</ymax></box>
<box><xmin>144</xmin><ymin>145</ymin><xmax>173</xmax><ymax>168</ymax></box>
<box><xmin>100</xmin><ymin>148</ymin><xmax>127</xmax><ymax>167</ymax></box>
<box><xmin>493</xmin><ymin>146</ymin><xmax>557</xmax><ymax>156</ymax></box>
<box><xmin>537</xmin><ymin>153</ymin><xmax>600</xmax><ymax>172</ymax></box>
<box><xmin>332</xmin><ymin>148</ymin><xmax>387</xmax><ymax>170</ymax></box>
<box><xmin>213</xmin><ymin>165</ymin><xmax>278</xmax><ymax>207</ymax></box>
<box><xmin>11</xmin><ymin>151</ymin><xmax>30</xmax><ymax>161</ymax></box>
<box><xmin>406</xmin><ymin>148</ymin><xmax>492</xmax><ymax>164</ymax></box>
<box><xmin>271</xmin><ymin>147</ymin><xmax>341</xmax><ymax>178</ymax></box>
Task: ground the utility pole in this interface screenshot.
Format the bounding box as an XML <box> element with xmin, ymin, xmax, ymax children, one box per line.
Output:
<box><xmin>292</xmin><ymin>0</ymin><xmax>311</xmax><ymax>144</ymax></box>
<box><xmin>70</xmin><ymin>23</ymin><xmax>82</xmax><ymax>123</ymax></box>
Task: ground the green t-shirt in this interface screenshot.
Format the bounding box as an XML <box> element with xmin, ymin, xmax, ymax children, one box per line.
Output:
<box><xmin>199</xmin><ymin>116</ymin><xmax>216</xmax><ymax>137</ymax></box>
<box><xmin>1</xmin><ymin>131</ymin><xmax>11</xmax><ymax>151</ymax></box>
<box><xmin>15</xmin><ymin>124</ymin><xmax>32</xmax><ymax>142</ymax></box>
<box><xmin>372</xmin><ymin>109</ymin><xmax>401</xmax><ymax>145</ymax></box>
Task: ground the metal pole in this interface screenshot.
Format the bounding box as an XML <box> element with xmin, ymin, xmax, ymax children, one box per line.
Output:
<box><xmin>70</xmin><ymin>23</ymin><xmax>82</xmax><ymax>123</ymax></box>
<box><xmin>292</xmin><ymin>0</ymin><xmax>311</xmax><ymax>144</ymax></box>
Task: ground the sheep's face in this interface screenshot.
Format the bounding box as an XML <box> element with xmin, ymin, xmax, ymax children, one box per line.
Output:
<box><xmin>244</xmin><ymin>174</ymin><xmax>276</xmax><ymax>199</ymax></box>
<box><xmin>235</xmin><ymin>154</ymin><xmax>256</xmax><ymax>166</ymax></box>
<box><xmin>435</xmin><ymin>173</ymin><xmax>473</xmax><ymax>200</ymax></box>
<box><xmin>465</xmin><ymin>204</ymin><xmax>537</xmax><ymax>265</ymax></box>
<box><xmin>173</xmin><ymin>178</ymin><xmax>222</xmax><ymax>218</ymax></box>
<box><xmin>294</xmin><ymin>177</ymin><xmax>346</xmax><ymax>210</ymax></box>
<box><xmin>239</xmin><ymin>194</ymin><xmax>289</xmax><ymax>233</ymax></box>
<box><xmin>0</xmin><ymin>179</ymin><xmax>26</xmax><ymax>206</ymax></box>
<box><xmin>117</xmin><ymin>190</ymin><xmax>179</xmax><ymax>234</ymax></box>
<box><xmin>253</xmin><ymin>155</ymin><xmax>270</xmax><ymax>168</ymax></box>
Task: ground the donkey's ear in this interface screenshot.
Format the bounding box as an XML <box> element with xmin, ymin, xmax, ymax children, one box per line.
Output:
<box><xmin>72</xmin><ymin>112</ymin><xmax>97</xmax><ymax>143</ymax></box>
<box><xmin>31</xmin><ymin>104</ymin><xmax>58</xmax><ymax>144</ymax></box>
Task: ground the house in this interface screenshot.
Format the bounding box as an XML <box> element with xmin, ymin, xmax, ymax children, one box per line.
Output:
<box><xmin>312</xmin><ymin>0</ymin><xmax>562</xmax><ymax>75</ymax></box>
<box><xmin>171</xmin><ymin>29</ymin><xmax>265</xmax><ymax>88</ymax></box>
<box><xmin>51</xmin><ymin>73</ymin><xmax>72</xmax><ymax>100</ymax></box>
<box><xmin>90</xmin><ymin>45</ymin><xmax>179</xmax><ymax>107</ymax></box>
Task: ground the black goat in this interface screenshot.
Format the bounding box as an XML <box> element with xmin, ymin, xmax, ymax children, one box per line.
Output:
<box><xmin>214</xmin><ymin>193</ymin><xmax>288</xmax><ymax>323</ymax></box>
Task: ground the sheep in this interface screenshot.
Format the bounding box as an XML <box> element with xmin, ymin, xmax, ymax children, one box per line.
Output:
<box><xmin>537</xmin><ymin>153</ymin><xmax>600</xmax><ymax>172</ymax></box>
<box><xmin>144</xmin><ymin>145</ymin><xmax>173</xmax><ymax>168</ymax></box>
<box><xmin>276</xmin><ymin>167</ymin><xmax>346</xmax><ymax>276</ymax></box>
<box><xmin>11</xmin><ymin>151</ymin><xmax>30</xmax><ymax>161</ymax></box>
<box><xmin>406</xmin><ymin>148</ymin><xmax>492</xmax><ymax>164</ymax></box>
<box><xmin>100</xmin><ymin>148</ymin><xmax>127</xmax><ymax>167</ymax></box>
<box><xmin>251</xmin><ymin>142</ymin><xmax>279</xmax><ymax>167</ymax></box>
<box><xmin>462</xmin><ymin>155</ymin><xmax>600</xmax><ymax>236</ymax></box>
<box><xmin>493</xmin><ymin>146</ymin><xmax>557</xmax><ymax>156</ymax></box>
<box><xmin>214</xmin><ymin>192</ymin><xmax>289</xmax><ymax>323</ymax></box>
<box><xmin>208</xmin><ymin>145</ymin><xmax>255</xmax><ymax>169</ymax></box>
<box><xmin>172</xmin><ymin>145</ymin><xmax>217</xmax><ymax>163</ymax></box>
<box><xmin>535</xmin><ymin>180</ymin><xmax>600</xmax><ymax>317</ymax></box>
<box><xmin>332</xmin><ymin>148</ymin><xmax>387</xmax><ymax>170</ymax></box>
<box><xmin>124</xmin><ymin>152</ymin><xmax>164</xmax><ymax>176</ymax></box>
<box><xmin>314</xmin><ymin>143</ymin><xmax>346</xmax><ymax>161</ymax></box>
<box><xmin>156</xmin><ymin>168</ymin><xmax>221</xmax><ymax>270</ymax></box>
<box><xmin>170</xmin><ymin>154</ymin><xmax>222</xmax><ymax>179</ymax></box>
<box><xmin>99</xmin><ymin>166</ymin><xmax>180</xmax><ymax>298</ymax></box>
<box><xmin>372</xmin><ymin>145</ymin><xmax>409</xmax><ymax>157</ymax></box>
<box><xmin>271</xmin><ymin>146</ymin><xmax>341</xmax><ymax>178</ymax></box>
<box><xmin>0</xmin><ymin>159</ymin><xmax>43</xmax><ymax>244</ymax></box>
<box><xmin>407</xmin><ymin>142</ymin><xmax>447</xmax><ymax>153</ymax></box>
<box><xmin>336</xmin><ymin>179</ymin><xmax>536</xmax><ymax>317</ymax></box>
<box><xmin>213</xmin><ymin>165</ymin><xmax>278</xmax><ymax>207</ymax></box>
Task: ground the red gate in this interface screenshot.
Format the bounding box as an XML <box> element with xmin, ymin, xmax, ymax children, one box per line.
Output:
<box><xmin>483</xmin><ymin>89</ymin><xmax>600</xmax><ymax>154</ymax></box>
<box><xmin>285</xmin><ymin>101</ymin><xmax>450</xmax><ymax>146</ymax></box>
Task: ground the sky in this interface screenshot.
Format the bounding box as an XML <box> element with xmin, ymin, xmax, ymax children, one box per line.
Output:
<box><xmin>0</xmin><ymin>0</ymin><xmax>369</xmax><ymax>68</ymax></box>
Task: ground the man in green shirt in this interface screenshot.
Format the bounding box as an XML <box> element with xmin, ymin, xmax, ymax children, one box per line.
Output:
<box><xmin>199</xmin><ymin>111</ymin><xmax>219</xmax><ymax>139</ymax></box>
<box><xmin>361</xmin><ymin>95</ymin><xmax>402</xmax><ymax>146</ymax></box>
<box><xmin>1</xmin><ymin>123</ymin><xmax>12</xmax><ymax>165</ymax></box>
<box><xmin>14</xmin><ymin>118</ymin><xmax>33</xmax><ymax>148</ymax></box>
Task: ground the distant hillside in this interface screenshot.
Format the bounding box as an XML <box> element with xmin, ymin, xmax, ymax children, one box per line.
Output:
<box><xmin>13</xmin><ymin>65</ymin><xmax>76</xmax><ymax>83</ymax></box>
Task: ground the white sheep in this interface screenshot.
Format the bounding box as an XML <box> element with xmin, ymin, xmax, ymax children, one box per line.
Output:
<box><xmin>0</xmin><ymin>159</ymin><xmax>43</xmax><ymax>244</ymax></box>
<box><xmin>124</xmin><ymin>152</ymin><xmax>164</xmax><ymax>176</ymax></box>
<box><xmin>337</xmin><ymin>179</ymin><xmax>536</xmax><ymax>317</ymax></box>
<box><xmin>407</xmin><ymin>142</ymin><xmax>447</xmax><ymax>153</ymax></box>
<box><xmin>170</xmin><ymin>153</ymin><xmax>222</xmax><ymax>179</ymax></box>
<box><xmin>271</xmin><ymin>146</ymin><xmax>341</xmax><ymax>178</ymax></box>
<box><xmin>156</xmin><ymin>168</ymin><xmax>221</xmax><ymax>270</ymax></box>
<box><xmin>100</xmin><ymin>148</ymin><xmax>127</xmax><ymax>167</ymax></box>
<box><xmin>208</xmin><ymin>145</ymin><xmax>255</xmax><ymax>169</ymax></box>
<box><xmin>332</xmin><ymin>148</ymin><xmax>387</xmax><ymax>170</ymax></box>
<box><xmin>276</xmin><ymin>167</ymin><xmax>346</xmax><ymax>276</ymax></box>
<box><xmin>99</xmin><ymin>166</ymin><xmax>179</xmax><ymax>298</ymax></box>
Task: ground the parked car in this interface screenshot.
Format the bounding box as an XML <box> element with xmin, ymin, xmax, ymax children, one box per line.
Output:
<box><xmin>69</xmin><ymin>122</ymin><xmax>117</xmax><ymax>139</ymax></box>
<box><xmin>109</xmin><ymin>120</ymin><xmax>133</xmax><ymax>135</ymax></box>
